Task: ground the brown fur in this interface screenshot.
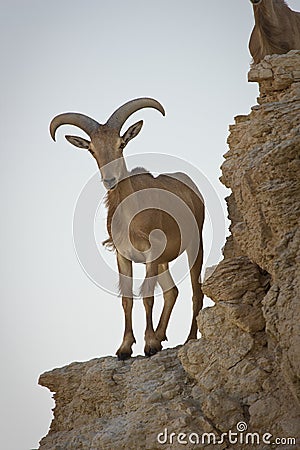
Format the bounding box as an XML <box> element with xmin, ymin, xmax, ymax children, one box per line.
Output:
<box><xmin>103</xmin><ymin>167</ymin><xmax>152</xmax><ymax>250</ymax></box>
<box><xmin>104</xmin><ymin>168</ymin><xmax>204</xmax><ymax>359</ymax></box>
<box><xmin>249</xmin><ymin>0</ymin><xmax>300</xmax><ymax>64</ymax></box>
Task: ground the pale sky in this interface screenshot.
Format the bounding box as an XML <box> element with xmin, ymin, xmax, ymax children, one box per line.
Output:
<box><xmin>1</xmin><ymin>1</ymin><xmax>299</xmax><ymax>448</ymax></box>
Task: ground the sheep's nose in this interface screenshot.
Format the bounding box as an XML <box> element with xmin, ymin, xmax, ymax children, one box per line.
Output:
<box><xmin>103</xmin><ymin>177</ymin><xmax>117</xmax><ymax>190</ymax></box>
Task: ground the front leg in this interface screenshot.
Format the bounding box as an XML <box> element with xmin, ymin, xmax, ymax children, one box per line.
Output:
<box><xmin>141</xmin><ymin>263</ymin><xmax>162</xmax><ymax>356</ymax></box>
<box><xmin>116</xmin><ymin>253</ymin><xmax>135</xmax><ymax>360</ymax></box>
<box><xmin>143</xmin><ymin>296</ymin><xmax>162</xmax><ymax>356</ymax></box>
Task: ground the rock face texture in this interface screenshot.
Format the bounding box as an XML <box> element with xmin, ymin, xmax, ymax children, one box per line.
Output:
<box><xmin>39</xmin><ymin>51</ymin><xmax>300</xmax><ymax>449</ymax></box>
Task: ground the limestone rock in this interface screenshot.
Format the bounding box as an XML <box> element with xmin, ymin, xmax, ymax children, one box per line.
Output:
<box><xmin>39</xmin><ymin>349</ymin><xmax>220</xmax><ymax>450</ymax></box>
<box><xmin>221</xmin><ymin>51</ymin><xmax>300</xmax><ymax>410</ymax></box>
<box><xmin>39</xmin><ymin>52</ymin><xmax>300</xmax><ymax>449</ymax></box>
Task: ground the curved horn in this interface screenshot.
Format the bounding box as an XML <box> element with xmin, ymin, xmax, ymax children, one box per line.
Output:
<box><xmin>50</xmin><ymin>113</ymin><xmax>100</xmax><ymax>141</ymax></box>
<box><xmin>106</xmin><ymin>97</ymin><xmax>165</xmax><ymax>132</ymax></box>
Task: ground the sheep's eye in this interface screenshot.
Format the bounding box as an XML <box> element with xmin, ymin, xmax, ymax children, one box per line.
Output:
<box><xmin>89</xmin><ymin>149</ymin><xmax>95</xmax><ymax>156</ymax></box>
<box><xmin>119</xmin><ymin>142</ymin><xmax>126</xmax><ymax>150</ymax></box>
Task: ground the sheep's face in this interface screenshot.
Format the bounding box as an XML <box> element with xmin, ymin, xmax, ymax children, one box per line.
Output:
<box><xmin>65</xmin><ymin>121</ymin><xmax>143</xmax><ymax>191</ymax></box>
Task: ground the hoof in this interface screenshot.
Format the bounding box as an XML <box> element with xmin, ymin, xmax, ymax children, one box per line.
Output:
<box><xmin>144</xmin><ymin>348</ymin><xmax>158</xmax><ymax>357</ymax></box>
<box><xmin>117</xmin><ymin>352</ymin><xmax>131</xmax><ymax>361</ymax></box>
<box><xmin>144</xmin><ymin>343</ymin><xmax>162</xmax><ymax>357</ymax></box>
<box><xmin>116</xmin><ymin>349</ymin><xmax>132</xmax><ymax>361</ymax></box>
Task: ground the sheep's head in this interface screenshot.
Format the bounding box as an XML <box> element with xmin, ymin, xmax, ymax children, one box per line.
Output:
<box><xmin>50</xmin><ymin>98</ymin><xmax>165</xmax><ymax>190</ymax></box>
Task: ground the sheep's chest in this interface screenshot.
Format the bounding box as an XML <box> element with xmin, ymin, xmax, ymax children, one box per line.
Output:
<box><xmin>108</xmin><ymin>205</ymin><xmax>152</xmax><ymax>263</ymax></box>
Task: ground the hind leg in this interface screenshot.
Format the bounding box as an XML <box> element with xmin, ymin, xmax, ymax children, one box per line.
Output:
<box><xmin>155</xmin><ymin>263</ymin><xmax>178</xmax><ymax>344</ymax></box>
<box><xmin>186</xmin><ymin>244</ymin><xmax>203</xmax><ymax>342</ymax></box>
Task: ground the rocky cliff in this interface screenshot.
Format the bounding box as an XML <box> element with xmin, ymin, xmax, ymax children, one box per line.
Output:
<box><xmin>39</xmin><ymin>51</ymin><xmax>300</xmax><ymax>450</ymax></box>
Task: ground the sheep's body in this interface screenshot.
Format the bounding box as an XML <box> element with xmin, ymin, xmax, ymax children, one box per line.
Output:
<box><xmin>249</xmin><ymin>0</ymin><xmax>300</xmax><ymax>64</ymax></box>
<box><xmin>105</xmin><ymin>168</ymin><xmax>203</xmax><ymax>263</ymax></box>
<box><xmin>50</xmin><ymin>98</ymin><xmax>204</xmax><ymax>359</ymax></box>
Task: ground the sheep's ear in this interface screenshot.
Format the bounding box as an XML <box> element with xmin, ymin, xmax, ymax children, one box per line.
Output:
<box><xmin>65</xmin><ymin>135</ymin><xmax>90</xmax><ymax>149</ymax></box>
<box><xmin>121</xmin><ymin>120</ymin><xmax>143</xmax><ymax>147</ymax></box>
